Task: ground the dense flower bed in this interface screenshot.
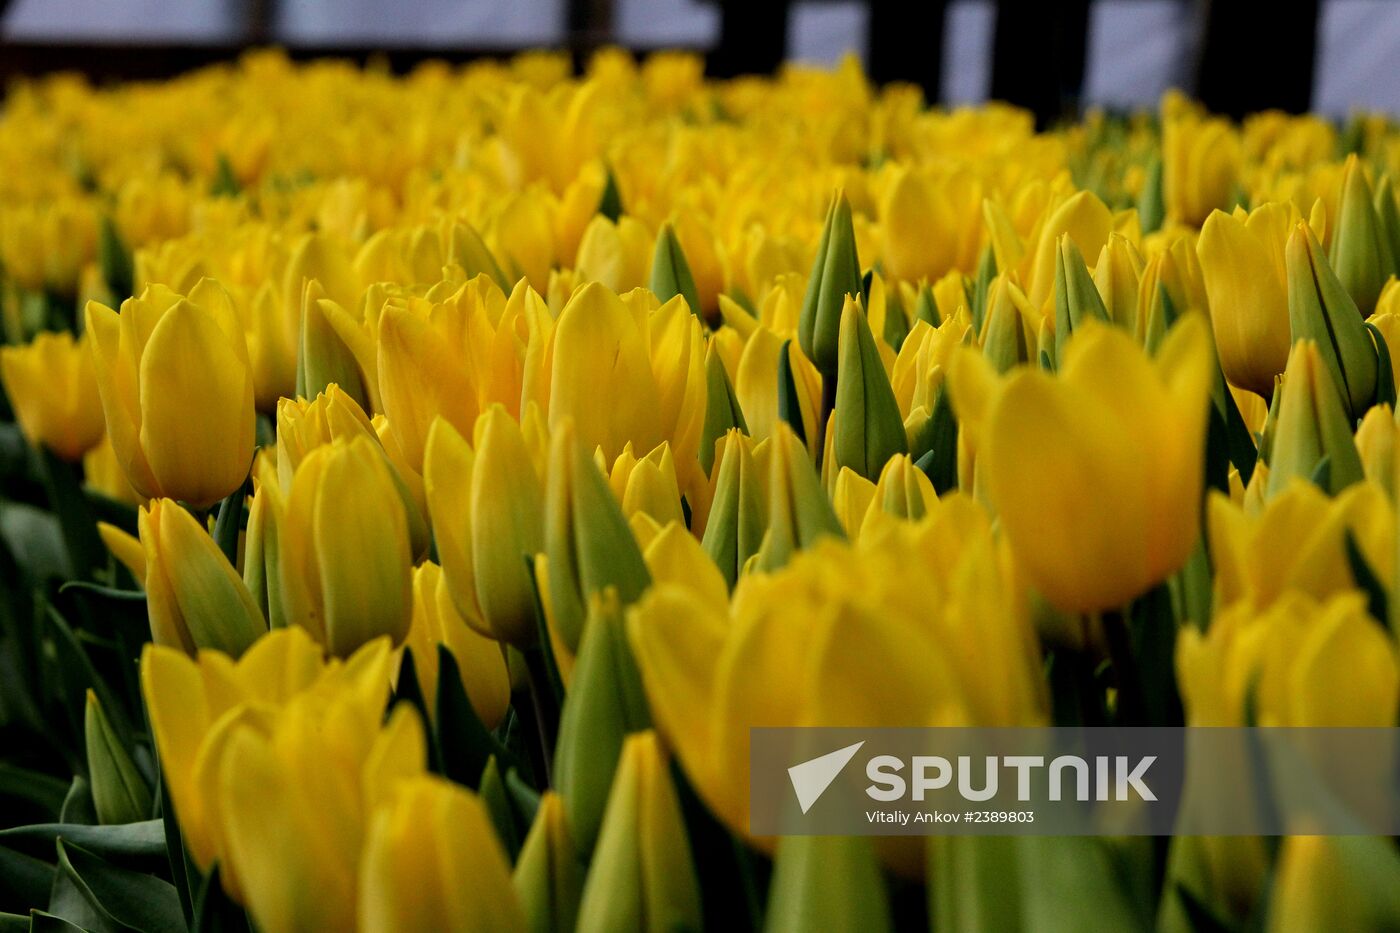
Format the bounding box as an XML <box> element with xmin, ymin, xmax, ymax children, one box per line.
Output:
<box><xmin>1</xmin><ymin>48</ymin><xmax>1398</xmax><ymax>932</ymax></box>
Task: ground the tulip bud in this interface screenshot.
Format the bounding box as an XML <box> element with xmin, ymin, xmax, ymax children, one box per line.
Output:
<box><xmin>514</xmin><ymin>792</ymin><xmax>584</xmax><ymax>933</ymax></box>
<box><xmin>359</xmin><ymin>776</ymin><xmax>526</xmax><ymax>933</ymax></box>
<box><xmin>575</xmin><ymin>215</ymin><xmax>652</xmax><ymax>293</ymax></box>
<box><xmin>446</xmin><ymin>219</ymin><xmax>510</xmax><ymax>291</ymax></box>
<box><xmin>700</xmin><ymin>342</ymin><xmax>747</xmax><ymax>475</ymax></box>
<box><xmin>86</xmin><ymin>281</ymin><xmax>256</xmax><ymax>507</ymax></box>
<box><xmin>1093</xmin><ymin>233</ymin><xmax>1144</xmax><ymax>330</ymax></box>
<box><xmin>869</xmin><ymin>453</ymin><xmax>935</xmax><ymax>525</ymax></box>
<box><xmin>0</xmin><ymin>330</ymin><xmax>104</xmax><ymax>461</ymax></box>
<box><xmin>609</xmin><ymin>442</ymin><xmax>684</xmax><ymax>526</ymax></box>
<box><xmin>649</xmin><ymin>221</ymin><xmax>702</xmax><ymax>320</ymax></box>
<box><xmin>1330</xmin><ymin>155</ymin><xmax>1396</xmax><ymax>315</ymax></box>
<box><xmin>575</xmin><ymin>731</ymin><xmax>701</xmax><ymax>933</ymax></box>
<box><xmin>1355</xmin><ymin>404</ymin><xmax>1398</xmax><ymax>496</ymax></box>
<box><xmin>296</xmin><ymin>278</ymin><xmax>370</xmax><ymax>411</ymax></box>
<box><xmin>833</xmin><ymin>297</ymin><xmax>907</xmax><ymax>480</ymax></box>
<box><xmin>140</xmin><ymin>498</ymin><xmax>266</xmax><ymax>656</ymax></box>
<box><xmin>701</xmin><ymin>430</ymin><xmax>766</xmax><ymax>588</ymax></box>
<box><xmin>980</xmin><ymin>275</ymin><xmax>1037</xmax><ymax>373</ymax></box>
<box><xmin>832</xmin><ymin>467</ymin><xmax>877</xmax><ymax>540</ymax></box>
<box><xmin>423</xmin><ymin>417</ymin><xmax>484</xmax><ymax>627</ymax></box>
<box><xmin>470</xmin><ymin>406</ymin><xmax>546</xmax><ymax>646</ymax></box>
<box><xmin>798</xmin><ymin>191</ymin><xmax>863</xmax><ymax>377</ymax></box>
<box><xmin>756</xmin><ymin>423</ymin><xmax>844</xmax><ymax>572</ymax></box>
<box><xmin>1266</xmin><ymin>340</ymin><xmax>1365</xmax><ymax>499</ymax></box>
<box><xmin>1052</xmin><ymin>235</ymin><xmax>1109</xmax><ymax>364</ymax></box>
<box><xmin>765</xmin><ymin>835</ymin><xmax>892</xmax><ymax>933</ymax></box>
<box><xmin>280</xmin><ymin>436</ymin><xmax>413</xmax><ymax>656</ymax></box>
<box><xmin>84</xmin><ymin>690</ymin><xmax>152</xmax><ymax>825</ymax></box>
<box><xmin>543</xmin><ymin>421</ymin><xmax>651</xmax><ymax>656</ymax></box>
<box><xmin>1288</xmin><ymin>222</ymin><xmax>1380</xmax><ymax>419</ymax></box>
<box><xmin>554</xmin><ymin>589</ymin><xmax>651</xmax><ymax>855</ymax></box>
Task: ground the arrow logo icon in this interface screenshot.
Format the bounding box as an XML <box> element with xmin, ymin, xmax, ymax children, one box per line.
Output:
<box><xmin>787</xmin><ymin>741</ymin><xmax>865</xmax><ymax>814</ymax></box>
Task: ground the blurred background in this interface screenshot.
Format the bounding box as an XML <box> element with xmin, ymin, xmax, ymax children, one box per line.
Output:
<box><xmin>0</xmin><ymin>0</ymin><xmax>1396</xmax><ymax>123</ymax></box>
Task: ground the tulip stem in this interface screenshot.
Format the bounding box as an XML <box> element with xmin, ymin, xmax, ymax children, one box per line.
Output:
<box><xmin>1101</xmin><ymin>610</ymin><xmax>1146</xmax><ymax>726</ymax></box>
<box><xmin>37</xmin><ymin>445</ymin><xmax>105</xmax><ymax>581</ymax></box>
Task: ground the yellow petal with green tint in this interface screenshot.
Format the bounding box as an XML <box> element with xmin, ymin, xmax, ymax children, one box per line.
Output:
<box><xmin>575</xmin><ymin>731</ymin><xmax>701</xmax><ymax>933</ymax></box>
<box><xmin>98</xmin><ymin>520</ymin><xmax>145</xmax><ymax>584</ymax></box>
<box><xmin>514</xmin><ymin>792</ymin><xmax>583</xmax><ymax>933</ymax></box>
<box><xmin>423</xmin><ymin>417</ymin><xmax>483</xmax><ymax>629</ymax></box>
<box><xmin>140</xmin><ymin>644</ymin><xmax>213</xmax><ymax>864</ymax></box>
<box><xmin>766</xmin><ymin>835</ymin><xmax>892</xmax><ymax>933</ymax></box>
<box><xmin>84</xmin><ymin>690</ymin><xmax>152</xmax><ymax>825</ymax></box>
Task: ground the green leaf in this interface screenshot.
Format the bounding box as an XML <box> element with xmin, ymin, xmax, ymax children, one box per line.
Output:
<box><xmin>58</xmin><ymin>778</ymin><xmax>97</xmax><ymax>828</ymax></box>
<box><xmin>434</xmin><ymin>645</ymin><xmax>512</xmax><ymax>791</ymax></box>
<box><xmin>912</xmin><ymin>388</ymin><xmax>957</xmax><ymax>494</ymax></box>
<box><xmin>775</xmin><ymin>341</ymin><xmax>807</xmax><ymax>446</ymax></box>
<box><xmin>209</xmin><ymin>155</ymin><xmax>240</xmax><ymax>198</ymax></box>
<box><xmin>597</xmin><ymin>167</ymin><xmax>623</xmax><ymax>223</ymax></box>
<box><xmin>699</xmin><ymin>348</ymin><xmax>747</xmax><ymax>476</ymax></box>
<box><xmin>0</xmin><ymin>845</ymin><xmax>54</xmax><ymax>913</ymax></box>
<box><xmin>27</xmin><ymin>912</ymin><xmax>92</xmax><ymax>932</ymax></box>
<box><xmin>56</xmin><ymin>839</ymin><xmax>185</xmax><ymax>933</ymax></box>
<box><xmin>649</xmin><ymin>223</ymin><xmax>702</xmax><ymax>320</ymax></box>
<box><xmin>210</xmin><ymin>480</ymin><xmax>248</xmax><ymax>571</ymax></box>
<box><xmin>1138</xmin><ymin>155</ymin><xmax>1165</xmax><ymax>234</ymax></box>
<box><xmin>0</xmin><ymin>823</ymin><xmax>166</xmax><ymax>875</ymax></box>
<box><xmin>155</xmin><ymin>768</ymin><xmax>194</xmax><ymax>931</ymax></box>
<box><xmin>1365</xmin><ymin>321</ymin><xmax>1397</xmax><ymax>408</ymax></box>
<box><xmin>37</xmin><ymin>444</ymin><xmax>106</xmax><ymax>581</ymax></box>
<box><xmin>0</xmin><ymin>501</ymin><xmax>69</xmax><ymax>582</ymax></box>
<box><xmin>0</xmin><ymin>765</ymin><xmax>70</xmax><ymax>821</ymax></box>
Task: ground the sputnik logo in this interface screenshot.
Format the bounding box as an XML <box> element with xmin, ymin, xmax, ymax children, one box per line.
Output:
<box><xmin>787</xmin><ymin>741</ymin><xmax>865</xmax><ymax>814</ymax></box>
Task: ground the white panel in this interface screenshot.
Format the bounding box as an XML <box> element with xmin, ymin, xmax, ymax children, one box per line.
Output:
<box><xmin>1315</xmin><ymin>0</ymin><xmax>1400</xmax><ymax>117</ymax></box>
<box><xmin>941</xmin><ymin>0</ymin><xmax>993</xmax><ymax>105</ymax></box>
<box><xmin>616</xmin><ymin>0</ymin><xmax>718</xmax><ymax>47</ymax></box>
<box><xmin>789</xmin><ymin>0</ymin><xmax>868</xmax><ymax>66</ymax></box>
<box><xmin>1082</xmin><ymin>0</ymin><xmax>1192</xmax><ymax>110</ymax></box>
<box><xmin>5</xmin><ymin>0</ymin><xmax>241</xmax><ymax>42</ymax></box>
<box><xmin>275</xmin><ymin>0</ymin><xmax>566</xmax><ymax>47</ymax></box>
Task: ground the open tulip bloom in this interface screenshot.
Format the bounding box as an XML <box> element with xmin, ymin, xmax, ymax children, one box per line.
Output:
<box><xmin>2</xmin><ymin>49</ymin><xmax>1400</xmax><ymax>933</ymax></box>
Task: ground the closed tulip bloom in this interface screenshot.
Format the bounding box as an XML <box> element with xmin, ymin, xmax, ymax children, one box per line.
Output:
<box><xmin>1162</xmin><ymin>100</ymin><xmax>1240</xmax><ymax>226</ymax></box>
<box><xmin>574</xmin><ymin>214</ymin><xmax>652</xmax><ymax>293</ymax></box>
<box><xmin>84</xmin><ymin>690</ymin><xmax>152</xmax><ymax>825</ymax></box>
<box><xmin>881</xmin><ymin>166</ymin><xmax>958</xmax><ymax>285</ymax></box>
<box><xmin>470</xmin><ymin>405</ymin><xmax>546</xmax><ymax>646</ymax></box>
<box><xmin>549</xmin><ymin>282</ymin><xmax>663</xmax><ymax>464</ymax></box>
<box><xmin>798</xmin><ymin>190</ymin><xmax>863</xmax><ymax>377</ymax></box>
<box><xmin>765</xmin><ymin>835</ymin><xmax>892</xmax><ymax>933</ymax></box>
<box><xmin>833</xmin><ymin>296</ymin><xmax>907</xmax><ymax>480</ymax></box>
<box><xmin>1287</xmin><ymin>221</ymin><xmax>1379</xmax><ymax>419</ymax></box>
<box><xmin>983</xmin><ymin>314</ymin><xmax>1214</xmax><ymax>612</ymax></box>
<box><xmin>1092</xmin><ymin>233</ymin><xmax>1145</xmax><ymax>330</ymax></box>
<box><xmin>514</xmin><ymin>792</ymin><xmax>584</xmax><ymax>933</ymax></box>
<box><xmin>279</xmin><ymin>436</ymin><xmax>413</xmax><ymax>656</ymax></box>
<box><xmin>1269</xmin><ymin>836</ymin><xmax>1400</xmax><ymax>933</ymax></box>
<box><xmin>140</xmin><ymin>498</ymin><xmax>266</xmax><ymax>656</ymax></box>
<box><xmin>0</xmin><ymin>330</ymin><xmax>104</xmax><ymax>461</ymax></box>
<box><xmin>1329</xmin><ymin>154</ymin><xmax>1396</xmax><ymax>314</ymax></box>
<box><xmin>575</xmin><ymin>731</ymin><xmax>702</xmax><ymax>933</ymax></box>
<box><xmin>1355</xmin><ymin>404</ymin><xmax>1398</xmax><ymax>496</ymax></box>
<box><xmin>359</xmin><ymin>776</ymin><xmax>527</xmax><ymax>933</ymax></box>
<box><xmin>1197</xmin><ymin>204</ymin><xmax>1292</xmax><ymax>398</ymax></box>
<box><xmin>700</xmin><ymin>429</ymin><xmax>767</xmax><ymax>588</ymax></box>
<box><xmin>86</xmin><ymin>280</ymin><xmax>256</xmax><ymax>507</ymax></box>
<box><xmin>1266</xmin><ymin>340</ymin><xmax>1365</xmax><ymax>498</ymax></box>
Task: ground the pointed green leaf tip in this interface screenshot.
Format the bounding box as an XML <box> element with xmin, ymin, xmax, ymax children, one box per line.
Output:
<box><xmin>700</xmin><ymin>343</ymin><xmax>747</xmax><ymax>474</ymax></box>
<box><xmin>553</xmin><ymin>588</ymin><xmax>651</xmax><ymax>857</ymax></box>
<box><xmin>1287</xmin><ymin>221</ymin><xmax>1379</xmax><ymax>420</ymax></box>
<box><xmin>544</xmin><ymin>423</ymin><xmax>651</xmax><ymax>655</ymax></box>
<box><xmin>834</xmin><ymin>298</ymin><xmax>907</xmax><ymax>480</ymax></box>
<box><xmin>1053</xmin><ymin>235</ymin><xmax>1110</xmax><ymax>365</ymax></box>
<box><xmin>98</xmin><ymin>215</ymin><xmax>133</xmax><ymax>302</ymax></box>
<box><xmin>798</xmin><ymin>191</ymin><xmax>863</xmax><ymax>377</ymax></box>
<box><xmin>650</xmin><ymin>222</ymin><xmax>702</xmax><ymax>320</ymax></box>
<box><xmin>766</xmin><ymin>835</ymin><xmax>892</xmax><ymax>933</ymax></box>
<box><xmin>84</xmin><ymin>690</ymin><xmax>152</xmax><ymax>826</ymax></box>
<box><xmin>598</xmin><ymin>167</ymin><xmax>623</xmax><ymax>222</ymax></box>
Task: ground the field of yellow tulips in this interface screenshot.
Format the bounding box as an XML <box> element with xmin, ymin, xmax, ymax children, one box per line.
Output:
<box><xmin>2</xmin><ymin>46</ymin><xmax>1400</xmax><ymax>931</ymax></box>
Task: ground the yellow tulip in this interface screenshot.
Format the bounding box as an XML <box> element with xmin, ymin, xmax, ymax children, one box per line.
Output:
<box><xmin>549</xmin><ymin>282</ymin><xmax>659</xmax><ymax>464</ymax></box>
<box><xmin>140</xmin><ymin>627</ymin><xmax>396</xmax><ymax>893</ymax></box>
<box><xmin>1196</xmin><ymin>204</ymin><xmax>1292</xmax><ymax>398</ymax></box>
<box><xmin>279</xmin><ymin>436</ymin><xmax>413</xmax><ymax>656</ymax></box>
<box><xmin>86</xmin><ymin>280</ymin><xmax>256</xmax><ymax>507</ymax></box>
<box><xmin>574</xmin><ymin>215</ymin><xmax>652</xmax><ymax>294</ymax></box>
<box><xmin>983</xmin><ymin>314</ymin><xmax>1214</xmax><ymax>612</ymax></box>
<box><xmin>402</xmin><ymin>562</ymin><xmax>510</xmax><ymax>729</ymax></box>
<box><xmin>1207</xmin><ymin>480</ymin><xmax>1392</xmax><ymax>612</ymax></box>
<box><xmin>0</xmin><ymin>329</ymin><xmax>104</xmax><ymax>461</ymax></box>
<box><xmin>1162</xmin><ymin>97</ymin><xmax>1240</xmax><ymax>226</ymax></box>
<box><xmin>1177</xmin><ymin>590</ymin><xmax>1398</xmax><ymax>727</ymax></box>
<box><xmin>880</xmin><ymin>166</ymin><xmax>958</xmax><ymax>284</ymax></box>
<box><xmin>470</xmin><ymin>405</ymin><xmax>547</xmax><ymax>646</ymax></box>
<box><xmin>84</xmin><ymin>435</ymin><xmax>145</xmax><ymax>505</ymax></box>
<box><xmin>629</xmin><ymin>503</ymin><xmax>1043</xmax><ymax>876</ymax></box>
<box><xmin>359</xmin><ymin>776</ymin><xmax>526</xmax><ymax>933</ymax></box>
<box><xmin>139</xmin><ymin>498</ymin><xmax>265</xmax><ymax>656</ymax></box>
